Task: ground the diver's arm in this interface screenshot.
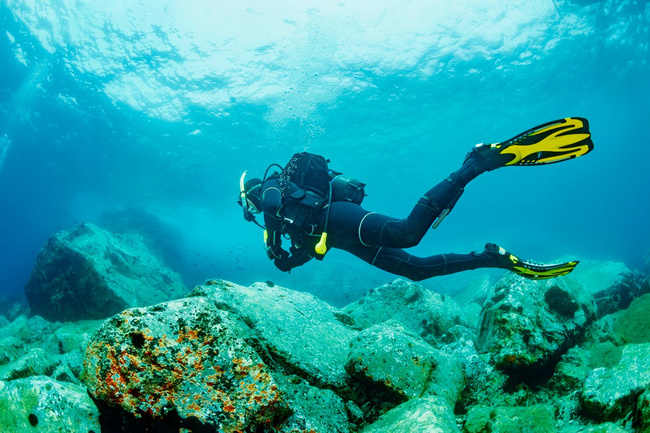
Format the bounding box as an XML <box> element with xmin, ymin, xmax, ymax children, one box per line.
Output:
<box><xmin>263</xmin><ymin>213</ymin><xmax>288</xmax><ymax>260</ymax></box>
<box><xmin>261</xmin><ymin>182</ymin><xmax>289</xmax><ymax>260</ymax></box>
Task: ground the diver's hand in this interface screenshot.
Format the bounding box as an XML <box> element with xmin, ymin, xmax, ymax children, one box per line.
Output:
<box><xmin>273</xmin><ymin>257</ymin><xmax>293</xmax><ymax>272</ymax></box>
<box><xmin>266</xmin><ymin>244</ymin><xmax>289</xmax><ymax>261</ymax></box>
<box><xmin>273</xmin><ymin>245</ymin><xmax>312</xmax><ymax>273</ymax></box>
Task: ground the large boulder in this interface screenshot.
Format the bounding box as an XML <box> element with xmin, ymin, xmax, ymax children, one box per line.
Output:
<box><xmin>566</xmin><ymin>260</ymin><xmax>650</xmax><ymax>317</ymax></box>
<box><xmin>97</xmin><ymin>208</ymin><xmax>186</xmax><ymax>271</ymax></box>
<box><xmin>476</xmin><ymin>274</ymin><xmax>597</xmax><ymax>378</ymax></box>
<box><xmin>345</xmin><ymin>320</ymin><xmax>463</xmax><ymax>408</ymax></box>
<box><xmin>580</xmin><ymin>343</ymin><xmax>650</xmax><ymax>422</ymax></box>
<box><xmin>343</xmin><ymin>279</ymin><xmax>468</xmax><ymax>346</ymax></box>
<box><xmin>0</xmin><ymin>376</ymin><xmax>100</xmax><ymax>432</ymax></box>
<box><xmin>83</xmin><ymin>296</ymin><xmax>289</xmax><ymax>432</ymax></box>
<box><xmin>25</xmin><ymin>223</ymin><xmax>187</xmax><ymax>321</ymax></box>
<box><xmin>192</xmin><ymin>279</ymin><xmax>357</xmax><ymax>389</ymax></box>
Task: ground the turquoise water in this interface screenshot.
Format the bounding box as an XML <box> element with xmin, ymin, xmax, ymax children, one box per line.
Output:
<box><xmin>1</xmin><ymin>0</ymin><xmax>648</xmax><ymax>306</ymax></box>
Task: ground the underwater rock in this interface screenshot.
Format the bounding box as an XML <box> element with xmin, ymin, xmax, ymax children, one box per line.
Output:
<box><xmin>561</xmin><ymin>423</ymin><xmax>629</xmax><ymax>433</ymax></box>
<box><xmin>0</xmin><ymin>314</ymin><xmax>56</xmax><ymax>346</ymax></box>
<box><xmin>0</xmin><ymin>293</ymin><xmax>27</xmax><ymax>321</ymax></box>
<box><xmin>550</xmin><ymin>345</ymin><xmax>610</xmax><ymax>396</ymax></box>
<box><xmin>25</xmin><ymin>223</ymin><xmax>187</xmax><ymax>322</ymax></box>
<box><xmin>0</xmin><ymin>335</ymin><xmax>23</xmax><ymax>365</ymax></box>
<box><xmin>360</xmin><ymin>396</ymin><xmax>459</xmax><ymax>433</ymax></box>
<box><xmin>0</xmin><ymin>315</ymin><xmax>58</xmax><ymax>373</ymax></box>
<box><xmin>192</xmin><ymin>279</ymin><xmax>357</xmax><ymax>389</ymax></box>
<box><xmin>442</xmin><ymin>339</ymin><xmax>514</xmax><ymax>411</ymax></box>
<box><xmin>568</xmin><ymin>260</ymin><xmax>650</xmax><ymax>317</ymax></box>
<box><xmin>0</xmin><ymin>313</ymin><xmax>100</xmax><ymax>385</ymax></box>
<box><xmin>610</xmin><ymin>293</ymin><xmax>650</xmax><ymax>344</ymax></box>
<box><xmin>580</xmin><ymin>343</ymin><xmax>650</xmax><ymax>422</ymax></box>
<box><xmin>578</xmin><ymin>293</ymin><xmax>650</xmax><ymax>366</ymax></box>
<box><xmin>273</xmin><ymin>374</ymin><xmax>351</xmax><ymax>433</ymax></box>
<box><xmin>0</xmin><ymin>375</ymin><xmax>100</xmax><ymax>432</ymax></box>
<box><xmin>47</xmin><ymin>319</ymin><xmax>102</xmax><ymax>354</ymax></box>
<box><xmin>345</xmin><ymin>320</ymin><xmax>464</xmax><ymax>414</ymax></box>
<box><xmin>97</xmin><ymin>207</ymin><xmax>186</xmax><ymax>271</ymax></box>
<box><xmin>639</xmin><ymin>388</ymin><xmax>650</xmax><ymax>432</ymax></box>
<box><xmin>0</xmin><ymin>347</ymin><xmax>57</xmax><ymax>380</ymax></box>
<box><xmin>343</xmin><ymin>279</ymin><xmax>467</xmax><ymax>346</ymax></box>
<box><xmin>463</xmin><ymin>404</ymin><xmax>556</xmax><ymax>433</ymax></box>
<box><xmin>476</xmin><ymin>274</ymin><xmax>597</xmax><ymax>379</ymax></box>
<box><xmin>83</xmin><ymin>296</ymin><xmax>289</xmax><ymax>432</ymax></box>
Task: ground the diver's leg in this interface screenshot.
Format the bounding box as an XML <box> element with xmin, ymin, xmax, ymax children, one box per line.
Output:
<box><xmin>359</xmin><ymin>147</ymin><xmax>508</xmax><ymax>248</ymax></box>
<box><xmin>339</xmin><ymin>243</ymin><xmax>503</xmax><ymax>281</ymax></box>
<box><xmin>325</xmin><ymin>147</ymin><xmax>509</xmax><ymax>250</ymax></box>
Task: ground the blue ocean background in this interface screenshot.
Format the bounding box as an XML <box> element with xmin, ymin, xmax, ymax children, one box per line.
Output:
<box><xmin>1</xmin><ymin>0</ymin><xmax>648</xmax><ymax>308</ymax></box>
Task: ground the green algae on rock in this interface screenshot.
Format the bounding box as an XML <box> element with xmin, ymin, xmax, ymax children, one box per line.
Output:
<box><xmin>346</xmin><ymin>320</ymin><xmax>463</xmax><ymax>407</ymax></box>
<box><xmin>83</xmin><ymin>296</ymin><xmax>289</xmax><ymax>432</ymax></box>
<box><xmin>611</xmin><ymin>293</ymin><xmax>650</xmax><ymax>344</ymax></box>
<box><xmin>273</xmin><ymin>373</ymin><xmax>351</xmax><ymax>433</ymax></box>
<box><xmin>477</xmin><ymin>274</ymin><xmax>596</xmax><ymax>378</ymax></box>
<box><xmin>343</xmin><ymin>279</ymin><xmax>468</xmax><ymax>347</ymax></box>
<box><xmin>580</xmin><ymin>343</ymin><xmax>650</xmax><ymax>422</ymax></box>
<box><xmin>360</xmin><ymin>396</ymin><xmax>458</xmax><ymax>433</ymax></box>
<box><xmin>464</xmin><ymin>405</ymin><xmax>556</xmax><ymax>433</ymax></box>
<box><xmin>0</xmin><ymin>376</ymin><xmax>100</xmax><ymax>433</ymax></box>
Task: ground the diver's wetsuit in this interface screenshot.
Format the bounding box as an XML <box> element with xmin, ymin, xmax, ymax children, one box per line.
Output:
<box><xmin>260</xmin><ymin>152</ymin><xmax>504</xmax><ymax>281</ymax></box>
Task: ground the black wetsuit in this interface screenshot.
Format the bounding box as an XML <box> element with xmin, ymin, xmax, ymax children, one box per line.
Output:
<box><xmin>260</xmin><ymin>156</ymin><xmax>502</xmax><ymax>281</ymax></box>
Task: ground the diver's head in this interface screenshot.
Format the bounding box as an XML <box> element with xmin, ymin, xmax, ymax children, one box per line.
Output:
<box><xmin>238</xmin><ymin>171</ymin><xmax>262</xmax><ymax>222</ymax></box>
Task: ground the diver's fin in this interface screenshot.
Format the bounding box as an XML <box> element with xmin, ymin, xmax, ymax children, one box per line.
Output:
<box><xmin>493</xmin><ymin>117</ymin><xmax>593</xmax><ymax>166</ymax></box>
<box><xmin>485</xmin><ymin>243</ymin><xmax>579</xmax><ymax>280</ymax></box>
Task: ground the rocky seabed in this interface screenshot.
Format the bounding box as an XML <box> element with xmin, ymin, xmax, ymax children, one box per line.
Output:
<box><xmin>2</xmin><ymin>224</ymin><xmax>650</xmax><ymax>432</ymax></box>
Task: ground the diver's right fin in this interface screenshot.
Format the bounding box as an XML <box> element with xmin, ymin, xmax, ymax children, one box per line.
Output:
<box><xmin>485</xmin><ymin>243</ymin><xmax>579</xmax><ymax>280</ymax></box>
<box><xmin>494</xmin><ymin>117</ymin><xmax>593</xmax><ymax>166</ymax></box>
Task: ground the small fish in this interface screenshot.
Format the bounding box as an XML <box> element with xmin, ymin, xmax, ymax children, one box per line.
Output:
<box><xmin>265</xmin><ymin>281</ymin><xmax>275</xmax><ymax>287</ymax></box>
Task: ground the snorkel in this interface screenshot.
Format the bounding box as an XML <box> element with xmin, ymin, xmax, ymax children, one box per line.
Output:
<box><xmin>239</xmin><ymin>170</ymin><xmax>253</xmax><ymax>221</ymax></box>
<box><xmin>239</xmin><ymin>170</ymin><xmax>248</xmax><ymax>205</ymax></box>
<box><xmin>239</xmin><ymin>170</ymin><xmax>264</xmax><ymax>228</ymax></box>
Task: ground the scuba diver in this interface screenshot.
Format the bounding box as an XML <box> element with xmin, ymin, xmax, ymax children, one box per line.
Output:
<box><xmin>238</xmin><ymin>117</ymin><xmax>593</xmax><ymax>281</ymax></box>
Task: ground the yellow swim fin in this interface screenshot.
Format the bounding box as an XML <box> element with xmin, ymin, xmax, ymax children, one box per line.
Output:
<box><xmin>485</xmin><ymin>243</ymin><xmax>579</xmax><ymax>280</ymax></box>
<box><xmin>494</xmin><ymin>117</ymin><xmax>593</xmax><ymax>166</ymax></box>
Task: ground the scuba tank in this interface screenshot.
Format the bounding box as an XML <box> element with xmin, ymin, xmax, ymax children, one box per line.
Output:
<box><xmin>330</xmin><ymin>175</ymin><xmax>366</xmax><ymax>205</ymax></box>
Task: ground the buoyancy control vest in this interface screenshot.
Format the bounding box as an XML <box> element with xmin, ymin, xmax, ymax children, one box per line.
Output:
<box><xmin>268</xmin><ymin>152</ymin><xmax>367</xmax><ymax>252</ymax></box>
